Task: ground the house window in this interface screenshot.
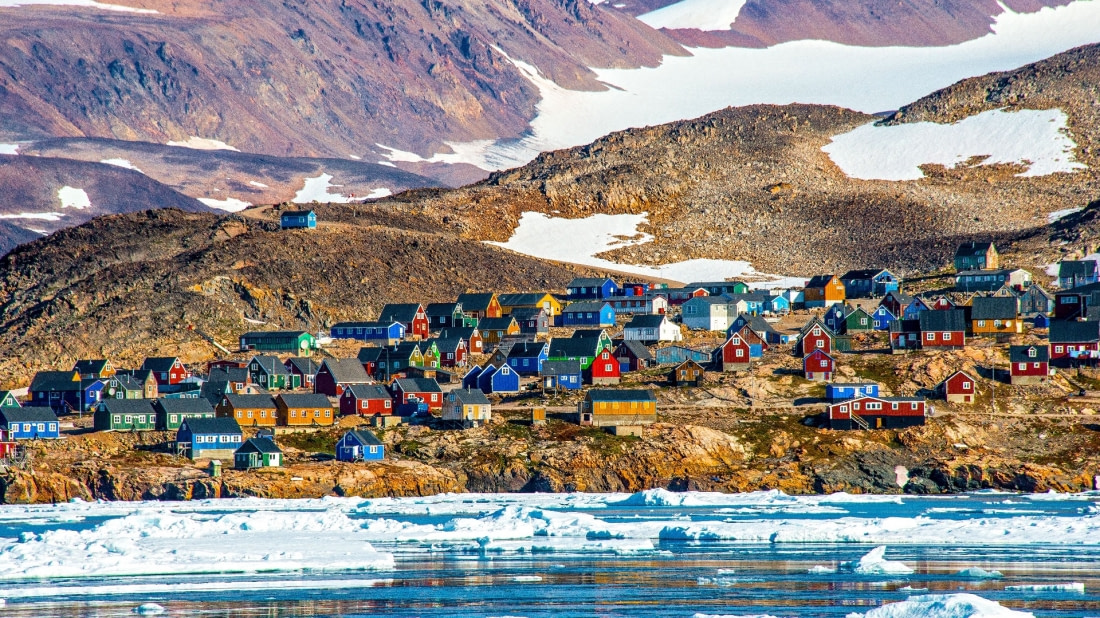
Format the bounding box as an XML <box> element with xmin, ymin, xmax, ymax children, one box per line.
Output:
<box><xmin>1018</xmin><ymin>363</ymin><xmax>1026</xmax><ymax>370</ymax></box>
<box><xmin>124</xmin><ymin>415</ymin><xmax>132</xmax><ymax>424</ymax></box>
<box><xmin>867</xmin><ymin>402</ymin><xmax>882</xmax><ymax>410</ymax></box>
<box><xmin>977</xmin><ymin>320</ymin><xmax>986</xmax><ymax>327</ymax></box>
<box><xmin>962</xmin><ymin>382</ymin><xmax>971</xmax><ymax>389</ymax></box>
<box><xmin>48</xmin><ymin>423</ymin><xmax>56</xmax><ymax>432</ymax></box>
<box><xmin>291</xmin><ymin>410</ymin><xmax>297</xmax><ymax>418</ymax></box>
<box><xmin>170</xmin><ymin>414</ymin><xmax>178</xmax><ymax>424</ymax></box>
<box><xmin>431</xmin><ymin>394</ymin><xmax>438</xmax><ymax>402</ymax></box>
<box><xmin>113</xmin><ymin>415</ymin><xmax>121</xmax><ymax>423</ymax></box>
<box><xmin>735</xmin><ymin>349</ymin><xmax>744</xmax><ymax>357</ymax></box>
<box><xmin>891</xmin><ymin>403</ymin><xmax>898</xmax><ymax>410</ymax></box>
<box><xmin>385</xmin><ymin>400</ymin><xmax>391</xmax><ymax>408</ymax></box>
<box><xmin>605</xmin><ymin>363</ymin><xmax>613</xmax><ymax>371</ymax></box>
<box><xmin>1028</xmin><ymin>348</ymin><xmax>1036</xmax><ymax>357</ymax></box>
<box><xmin>1055</xmin><ymin>345</ymin><xmax>1064</xmax><ymax>353</ymax></box>
<box><xmin>1033</xmin><ymin>362</ymin><xmax>1041</xmax><ymax>368</ymax></box>
<box><xmin>926</xmin><ymin>333</ymin><xmax>934</xmax><ymax>341</ymax></box>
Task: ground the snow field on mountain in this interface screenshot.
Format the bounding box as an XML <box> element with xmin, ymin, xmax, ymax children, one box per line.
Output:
<box><xmin>636</xmin><ymin>0</ymin><xmax>747</xmax><ymax>32</ymax></box>
<box><xmin>0</xmin><ymin>0</ymin><xmax>156</xmax><ymax>12</ymax></box>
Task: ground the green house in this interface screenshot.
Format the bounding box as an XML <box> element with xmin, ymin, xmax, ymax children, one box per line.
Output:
<box><xmin>94</xmin><ymin>399</ymin><xmax>157</xmax><ymax>432</ymax></box>
<box><xmin>248</xmin><ymin>355</ymin><xmax>300</xmax><ymax>391</ymax></box>
<box><xmin>234</xmin><ymin>437</ymin><xmax>283</xmax><ymax>469</ymax></box>
<box><xmin>844</xmin><ymin>307</ymin><xmax>875</xmax><ymax>334</ymax></box>
<box><xmin>547</xmin><ymin>336</ymin><xmax>610</xmax><ymax>371</ymax></box>
<box><xmin>239</xmin><ymin>331</ymin><xmax>316</xmax><ymax>353</ymax></box>
<box><xmin>0</xmin><ymin>391</ymin><xmax>20</xmax><ymax>408</ymax></box>
<box><xmin>153</xmin><ymin>398</ymin><xmax>216</xmax><ymax>431</ymax></box>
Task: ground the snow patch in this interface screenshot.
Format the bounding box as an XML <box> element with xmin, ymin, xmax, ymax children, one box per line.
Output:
<box><xmin>366</xmin><ymin>187</ymin><xmax>392</xmax><ymax>199</ymax></box>
<box><xmin>0</xmin><ymin>0</ymin><xmax>157</xmax><ymax>12</ymax></box>
<box><xmin>895</xmin><ymin>466</ymin><xmax>909</xmax><ymax>488</ymax></box>
<box><xmin>57</xmin><ymin>186</ymin><xmax>90</xmax><ymax>209</ymax></box>
<box><xmin>486</xmin><ymin>211</ymin><xmax>806</xmax><ymax>287</ymax></box>
<box><xmin>1048</xmin><ymin>206</ymin><xmax>1083</xmax><ymax>223</ymax></box>
<box><xmin>0</xmin><ymin>212</ymin><xmax>64</xmax><ymax>221</ymax></box>
<box><xmin>637</xmin><ymin>0</ymin><xmax>746</xmax><ymax>32</ymax></box>
<box><xmin>100</xmin><ymin>158</ymin><xmax>142</xmax><ymax>172</ymax></box>
<box><xmin>292</xmin><ymin>173</ymin><xmax>358</xmax><ymax>204</ymax></box>
<box><xmin>852</xmin><ymin>593</ymin><xmax>1035</xmax><ymax>617</ymax></box>
<box><xmin>821</xmin><ymin>108</ymin><xmax>1085</xmax><ymax>181</ymax></box>
<box><xmin>248</xmin><ymin>180</ymin><xmax>269</xmax><ymax>188</ymax></box>
<box><xmin>808</xmin><ymin>565</ymin><xmax>837</xmax><ymax>574</ymax></box>
<box><xmin>0</xmin><ymin>143</ymin><xmax>19</xmax><ymax>155</ymax></box>
<box><xmin>166</xmin><ymin>136</ymin><xmax>239</xmax><ymax>151</ymax></box>
<box><xmin>197</xmin><ymin>197</ymin><xmax>252</xmax><ymax>212</ymax></box>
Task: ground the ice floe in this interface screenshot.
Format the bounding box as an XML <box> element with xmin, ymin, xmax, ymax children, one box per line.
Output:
<box><xmin>0</xmin><ymin>0</ymin><xmax>157</xmax><ymax>12</ymax></box>
<box><xmin>57</xmin><ymin>186</ymin><xmax>90</xmax><ymax>209</ymax></box>
<box><xmin>841</xmin><ymin>546</ymin><xmax>914</xmax><ymax>575</ymax></box>
<box><xmin>1004</xmin><ymin>583</ymin><xmax>1084</xmax><ymax>593</ymax></box>
<box><xmin>100</xmin><ymin>158</ymin><xmax>142</xmax><ymax>172</ymax></box>
<box><xmin>198</xmin><ymin>197</ymin><xmax>252</xmax><ymax>212</ymax></box>
<box><xmin>637</xmin><ymin>0</ymin><xmax>747</xmax><ymax>32</ymax></box>
<box><xmin>821</xmin><ymin>109</ymin><xmax>1085</xmax><ymax>181</ymax></box>
<box><xmin>853</xmin><ymin>593</ymin><xmax>1035</xmax><ymax>617</ymax></box>
<box><xmin>956</xmin><ymin>567</ymin><xmax>1003</xmax><ymax>579</ymax></box>
<box><xmin>131</xmin><ymin>604</ymin><xmax>165</xmax><ymax>615</ymax></box>
<box><xmin>166</xmin><ymin>136</ymin><xmax>239</xmax><ymax>151</ymax></box>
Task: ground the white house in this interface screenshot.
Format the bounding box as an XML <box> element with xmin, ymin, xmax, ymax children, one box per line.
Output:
<box><xmin>682</xmin><ymin>297</ymin><xmax>736</xmax><ymax>331</ymax></box>
<box><xmin>624</xmin><ymin>314</ymin><xmax>682</xmax><ymax>344</ymax></box>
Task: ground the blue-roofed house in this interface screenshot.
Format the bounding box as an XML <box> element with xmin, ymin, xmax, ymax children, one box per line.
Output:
<box><xmin>566</xmin><ymin>277</ymin><xmax>620</xmax><ymax>300</ymax></box>
<box><xmin>540</xmin><ymin>360</ymin><xmax>583</xmax><ymax>391</ymax></box>
<box><xmin>825</xmin><ymin>383</ymin><xmax>881</xmax><ymax>402</ymax></box>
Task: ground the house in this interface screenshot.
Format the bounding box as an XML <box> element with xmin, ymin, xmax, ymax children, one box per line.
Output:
<box><xmin>29</xmin><ymin>370</ymin><xmax>81</xmax><ymax>415</ymax></box>
<box><xmin>216</xmin><ymin>393</ymin><xmax>278</xmax><ymax>427</ymax></box>
<box><xmin>0</xmin><ymin>391</ymin><xmax>19</xmax><ymax>408</ymax></box>
<box><xmin>1034</xmin><ymin>314</ymin><xmax>1051</xmax><ymax>329</ymax></box>
<box><xmin>803</xmin><ymin>349</ymin><xmax>835</xmax><ymax>382</ymax></box>
<box><xmin>729</xmin><ymin>313</ymin><xmax>786</xmax><ymax>345</ymax></box>
<box><xmin>94</xmin><ymin>399</ymin><xmax>156</xmax><ymax>432</ymax></box>
<box><xmin>141</xmin><ymin>357</ymin><xmax>191</xmax><ymax>386</ymax></box>
<box><xmin>498</xmin><ymin>293</ymin><xmax>563</xmax><ymax>324</ymax></box>
<box><xmin>285</xmin><ymin>357</ymin><xmax>320</xmax><ymax>390</ymax></box>
<box><xmin>444</xmin><ymin>388</ymin><xmax>492</xmax><ymax>428</ymax></box>
<box><xmin>687</xmin><ymin>281</ymin><xmax>749</xmax><ymax>296</ymax></box>
<box><xmin>561</xmin><ymin>301</ymin><xmax>616</xmax><ymax>327</ymax></box>
<box><xmin>1049</xmin><ymin>320</ymin><xmax>1100</xmax><ymax>366</ymax></box>
<box><xmin>604</xmin><ymin>293</ymin><xmax>669</xmax><ymax>316</ymax></box>
<box><xmin>280</xmin><ymin>209</ymin><xmax>316</xmax><ymax>229</ymax></box>
<box><xmin>577</xmin><ymin>389</ymin><xmax>657</xmax><ymax>427</ymax></box>
<box><xmin>387</xmin><ymin>342</ymin><xmax>426</xmax><ymax>375</ymax></box>
<box><xmin>624</xmin><ymin>314</ymin><xmax>682</xmax><ymax>344</ymax></box>
<box><xmin>938</xmin><ymin>370</ymin><xmax>977</xmax><ymax>404</ymax></box>
<box><xmin>1057</xmin><ymin>259</ymin><xmax>1100</xmax><ymax>289</ymax></box>
<box><xmin>824</xmin><ymin>304</ymin><xmax>847</xmax><ymax>333</ymax></box>
<box><xmin>586</xmin><ymin>347</ymin><xmax>621</xmax><ymax>385</ymax></box>
<box><xmin>114</xmin><ymin>369</ymin><xmax>159</xmax><ymax>399</ymax></box>
<box><xmin>1019</xmin><ymin>284</ymin><xmax>1055</xmax><ymax>316</ymax></box>
<box><xmin>391</xmin><ymin>378</ymin><xmax>444</xmax><ymax>411</ymax></box>
<box><xmin>796</xmin><ymin>317</ymin><xmax>834</xmax><ymax>356</ymax></box>
<box><xmin>248</xmin><ymin>355</ymin><xmax>298</xmax><ymax>391</ymax></box>
<box><xmin>654</xmin><ymin>345</ymin><xmax>711</xmax><ymax>365</ymax></box>
<box><xmin>839</xmin><ymin>269</ymin><xmax>899</xmax><ymax>298</ymax></box>
<box><xmin>176</xmin><ymin>417</ymin><xmax>243</xmax><ymax>460</ymax></box>
<box><xmin>733</xmin><ymin>325</ymin><xmax>769</xmax><ymax>358</ymax></box>
<box><xmin>425</xmin><ymin>302</ymin><xmax>467</xmax><ymax>330</ymax></box>
<box><xmin>955</xmin><ymin>269</ymin><xmax>1032</xmax><ymax>293</ymax></box>
<box><xmin>429</xmin><ymin>337</ymin><xmax>468</xmax><ymax>368</ymax></box>
<box><xmin>461</xmin><ymin>366</ymin><xmax>483</xmax><ymax>391</ymax></box>
<box><xmin>479</xmin><ymin>316</ymin><xmax>521</xmax><ymax>344</ymax></box>
<box><xmin>682</xmin><ymin>296</ymin><xmax>736</xmax><ymax>331</ymax></box>
<box><xmin>314</xmin><ymin>358</ymin><xmax>373</xmax><ymax>397</ymax></box>
<box><xmin>507</xmin><ymin>341</ymin><xmax>549</xmax><ymax>376</ymax></box>
<box><xmin>330</xmin><ymin>321</ymin><xmax>405</xmax><ymax>344</ymax></box>
<box><xmin>566</xmin><ymin>277</ymin><xmax>619</xmax><ymax>300</ymax></box>
<box><xmin>621</xmin><ymin>281</ymin><xmax>654</xmax><ymax>296</ymax></box>
<box><xmin>477</xmin><ymin>363</ymin><xmax>521</xmax><ymax>394</ymax></box>
<box><xmin>929</xmin><ymin>296</ymin><xmax>956</xmax><ymax>311</ymax></box>
<box><xmin>201</xmin><ymin>378</ymin><xmax>232</xmax><ymax>407</ymax></box>
<box><xmin>79</xmin><ymin>379</ymin><xmax>108</xmax><ymax>414</ymax></box>
<box><xmin>339</xmin><ymin>384</ymin><xmax>393</xmax><ymax>417</ymax></box>
<box><xmin>843</xmin><ymin>307</ymin><xmax>875</xmax><ymax>334</ymax></box>
<box><xmin>547</xmin><ymin>337</ymin><xmax>609</xmax><ymax>370</ymax></box>
<box><xmin>665</xmin><ymin>286</ymin><xmax>709</xmax><ymax>306</ymax></box>
<box><xmin>902</xmin><ymin>297</ymin><xmax>931</xmax><ymax>320</ymax></box>
<box><xmin>825</xmin><ymin>383</ymin><xmax>880</xmax><ymax>402</ymax></box>
<box><xmin>1053</xmin><ymin>282</ymin><xmax>1100</xmax><ymax>320</ymax></box>
<box><xmin>1009</xmin><ymin>345</ymin><xmax>1050</xmax><ymax>385</ymax></box>
<box><xmin>918</xmin><ymin>310</ymin><xmax>967</xmax><ymax>349</ymax></box>
<box><xmin>234</xmin><ymin>437</ymin><xmax>283</xmax><ymax>469</ymax></box>
<box><xmin>456</xmin><ymin>293</ymin><xmax>502</xmax><ymax>319</ymax></box>
<box><xmin>540</xmin><ymin>360</ymin><xmax>584</xmax><ymax>391</ymax></box>
<box><xmin>438</xmin><ymin>326</ymin><xmax>484</xmax><ymax>355</ymax></box>
<box><xmin>0</xmin><ymin>407</ymin><xmax>60</xmax><ymax>440</ymax></box>
<box><xmin>889</xmin><ymin>319</ymin><xmax>922</xmax><ymax>352</ymax></box>
<box><xmin>971</xmin><ymin>296</ymin><xmax>1021</xmax><ymax>336</ymax></box>
<box><xmin>74</xmin><ymin>359</ymin><xmax>115</xmax><ymax>380</ymax></box>
<box><xmin>827</xmin><ymin>396</ymin><xmax>927</xmax><ymax>430</ymax></box>
<box><xmin>803</xmin><ymin>275</ymin><xmax>846</xmax><ymax>308</ymax></box>
<box><xmin>336</xmin><ymin>429</ymin><xmax>385</xmax><ymax>462</ymax></box>
<box><xmin>378</xmin><ymin>303</ymin><xmax>430</xmax><ymax>339</ymax></box>
<box><xmin>880</xmin><ymin>291</ymin><xmax>913</xmax><ymax>319</ymax></box>
<box><xmin>239</xmin><ymin>331</ymin><xmax>317</xmax><ymax>353</ymax></box>
<box><xmin>511</xmin><ymin>307</ymin><xmax>550</xmax><ymax>335</ymax></box>
<box><xmin>713</xmin><ymin>333</ymin><xmax>752</xmax><ymax>372</ymax></box>
<box><xmin>670</xmin><ymin>360</ymin><xmax>705</xmax><ymax>386</ymax></box>
<box><xmin>0</xmin><ymin>426</ymin><xmax>15</xmax><ymax>458</ymax></box>
<box><xmin>276</xmin><ymin>393</ymin><xmax>335</xmax><ymax>427</ymax></box>
<box><xmin>614</xmin><ymin>340</ymin><xmax>654</xmax><ymax>372</ymax></box>
<box><xmin>153</xmin><ymin>398</ymin><xmax>216</xmax><ymax>431</ymax></box>
<box><xmin>954</xmin><ymin>241</ymin><xmax>1000</xmax><ymax>271</ymax></box>
<box><xmin>571</xmin><ymin>329</ymin><xmax>613</xmax><ymax>347</ymax></box>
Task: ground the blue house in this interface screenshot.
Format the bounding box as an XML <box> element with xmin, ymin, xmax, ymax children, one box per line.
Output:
<box><xmin>29</xmin><ymin>370</ymin><xmax>82</xmax><ymax>415</ymax></box>
<box><xmin>840</xmin><ymin>269</ymin><xmax>899</xmax><ymax>298</ymax></box>
<box><xmin>1033</xmin><ymin>313</ymin><xmax>1050</xmax><ymax>328</ymax></box>
<box><xmin>477</xmin><ymin>364</ymin><xmax>520</xmax><ymax>394</ymax></box>
<box><xmin>566</xmin><ymin>277</ymin><xmax>619</xmax><ymax>300</ymax></box>
<box><xmin>462</xmin><ymin>366</ymin><xmax>483</xmax><ymax>390</ymax></box>
<box><xmin>336</xmin><ymin>429</ymin><xmax>385</xmax><ymax>462</ymax></box>
<box><xmin>507</xmin><ymin>341</ymin><xmax>549</xmax><ymax>376</ymax></box>
<box><xmin>561</xmin><ymin>301</ymin><xmax>616</xmax><ymax>327</ymax></box>
<box><xmin>1058</xmin><ymin>260</ymin><xmax>1100</xmax><ymax>289</ymax></box>
<box><xmin>280</xmin><ymin>210</ymin><xmax>317</xmax><ymax>229</ymax></box>
<box><xmin>330</xmin><ymin>321</ymin><xmax>405</xmax><ymax>343</ymax></box>
<box><xmin>825</xmin><ymin>383</ymin><xmax>880</xmax><ymax>402</ymax></box>
<box><xmin>824</xmin><ymin>304</ymin><xmax>847</xmax><ymax>332</ymax></box>
<box><xmin>902</xmin><ymin>297</ymin><xmax>931</xmax><ymax>320</ymax></box>
<box><xmin>0</xmin><ymin>407</ymin><xmax>60</xmax><ymax>439</ymax></box>
<box><xmin>540</xmin><ymin>360</ymin><xmax>583</xmax><ymax>391</ymax></box>
<box><xmin>871</xmin><ymin>306</ymin><xmax>896</xmax><ymax>331</ymax></box>
<box><xmin>176</xmin><ymin>417</ymin><xmax>243</xmax><ymax>460</ymax></box>
<box><xmin>764</xmin><ymin>294</ymin><xmax>791</xmax><ymax>314</ymax></box>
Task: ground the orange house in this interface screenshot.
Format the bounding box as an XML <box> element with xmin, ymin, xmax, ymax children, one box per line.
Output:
<box><xmin>457</xmin><ymin>293</ymin><xmax>502</xmax><ymax>319</ymax></box>
<box><xmin>276</xmin><ymin>393</ymin><xmax>335</xmax><ymax>427</ymax></box>
<box><xmin>804</xmin><ymin>275</ymin><xmax>846</xmax><ymax>308</ymax></box>
<box><xmin>217</xmin><ymin>394</ymin><xmax>278</xmax><ymax>427</ymax></box>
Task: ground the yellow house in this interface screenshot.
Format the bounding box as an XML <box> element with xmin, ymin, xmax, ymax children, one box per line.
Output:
<box><xmin>971</xmin><ymin>296</ymin><xmax>1022</xmax><ymax>336</ymax></box>
<box><xmin>498</xmin><ymin>292</ymin><xmax>563</xmax><ymax>324</ymax></box>
<box><xmin>578</xmin><ymin>389</ymin><xmax>657</xmax><ymax>427</ymax></box>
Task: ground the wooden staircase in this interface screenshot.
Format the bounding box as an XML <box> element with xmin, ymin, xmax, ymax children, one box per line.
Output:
<box><xmin>849</xmin><ymin>412</ymin><xmax>871</xmax><ymax>430</ymax></box>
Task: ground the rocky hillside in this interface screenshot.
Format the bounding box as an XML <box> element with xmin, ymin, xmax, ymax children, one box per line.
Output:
<box><xmin>0</xmin><ymin>205</ymin><xmax>594</xmax><ymax>387</ymax></box>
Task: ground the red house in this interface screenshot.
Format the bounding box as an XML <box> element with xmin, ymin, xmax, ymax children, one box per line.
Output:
<box><xmin>918</xmin><ymin>310</ymin><xmax>967</xmax><ymax>349</ymax></box>
<box><xmin>379</xmin><ymin>303</ymin><xmax>430</xmax><ymax>340</ymax></box>
<box><xmin>391</xmin><ymin>377</ymin><xmax>444</xmax><ymax>410</ymax></box>
<box><xmin>930</xmin><ymin>296</ymin><xmax>955</xmax><ymax>311</ymax></box>
<box><xmin>667</xmin><ymin>287</ymin><xmax>709</xmax><ymax>306</ymax></box>
<box><xmin>431</xmin><ymin>337</ymin><xmax>468</xmax><ymax>368</ymax></box>
<box><xmin>1009</xmin><ymin>345</ymin><xmax>1050</xmax><ymax>385</ymax></box>
<box><xmin>0</xmin><ymin>427</ymin><xmax>16</xmax><ymax>458</ymax></box>
<box><xmin>339</xmin><ymin>384</ymin><xmax>393</xmax><ymax>416</ymax></box>
<box><xmin>713</xmin><ymin>333</ymin><xmax>751</xmax><ymax>372</ymax></box>
<box><xmin>141</xmin><ymin>357</ymin><xmax>190</xmax><ymax>386</ymax></box>
<box><xmin>797</xmin><ymin>318</ymin><xmax>833</xmax><ymax>356</ymax></box>
<box><xmin>1049</xmin><ymin>320</ymin><xmax>1100</xmax><ymax>367</ymax></box>
<box><xmin>939</xmin><ymin>370</ymin><xmax>976</xmax><ymax>404</ymax></box>
<box><xmin>315</xmin><ymin>358</ymin><xmax>373</xmax><ymax>397</ymax></box>
<box><xmin>586</xmin><ymin>348</ymin><xmax>621</xmax><ymax>385</ymax></box>
<box><xmin>439</xmin><ymin>327</ymin><xmax>484</xmax><ymax>355</ymax></box>
<box><xmin>803</xmin><ymin>349</ymin><xmax>834</xmax><ymax>381</ymax></box>
<box><xmin>735</xmin><ymin>325</ymin><xmax>769</xmax><ymax>355</ymax></box>
<box><xmin>827</xmin><ymin>395</ymin><xmax>927</xmax><ymax>430</ymax></box>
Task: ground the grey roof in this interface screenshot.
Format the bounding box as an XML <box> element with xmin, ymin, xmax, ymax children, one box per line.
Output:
<box><xmin>393</xmin><ymin>377</ymin><xmax>442</xmax><ymax>393</ymax></box>
<box><xmin>450</xmin><ymin>388</ymin><xmax>490</xmax><ymax>405</ymax></box>
<box><xmin>1009</xmin><ymin>345</ymin><xmax>1050</xmax><ymax>363</ymax></box>
<box><xmin>510</xmin><ymin>307</ymin><xmax>547</xmax><ymax>320</ymax></box>
<box><xmin>479</xmin><ymin>316</ymin><xmax>517</xmax><ymax>331</ymax></box>
<box><xmin>344</xmin><ymin>429</ymin><xmax>383</xmax><ymax>446</ymax></box>
<box><xmin>1049</xmin><ymin>320</ymin><xmax>1100</xmax><ymax>343</ymax></box>
<box><xmin>971</xmin><ymin>296</ymin><xmax>1018</xmax><ymax>320</ymax></box>
<box><xmin>250</xmin><ymin>355</ymin><xmax>291</xmax><ymax>376</ymax></box>
<box><xmin>201</xmin><ymin>380</ymin><xmax>231</xmax><ymax>405</ymax></box>
<box><xmin>685</xmin><ymin>281</ymin><xmax>745</xmax><ymax>289</ymax></box>
<box><xmin>889</xmin><ymin>318</ymin><xmax>921</xmax><ymax>334</ymax></box>
<box><xmin>805</xmin><ymin>274</ymin><xmax>838</xmax><ymax>288</ymax></box>
<box><xmin>956</xmin><ymin>269</ymin><xmax>1019</xmax><ymax>277</ymax></box>
<box><xmin>321</xmin><ymin>358</ymin><xmax>372</xmax><ymax>384</ymax></box>
<box><xmin>331</xmin><ymin>320</ymin><xmax>400</xmax><ymax>330</ymax></box>
<box><xmin>0</xmin><ymin>406</ymin><xmax>59</xmax><ymax>423</ymax></box>
<box><xmin>141</xmin><ymin>357</ymin><xmax>181</xmax><ymax>372</ymax></box>
<box><xmin>343</xmin><ymin>384</ymin><xmax>390</xmax><ymax>400</ymax></box>
<box><xmin>425</xmin><ymin>302</ymin><xmax>461</xmax><ymax>318</ymax></box>
<box><xmin>918</xmin><ymin>309</ymin><xmax>967</xmax><ymax>332</ymax></box>
<box><xmin>541</xmin><ymin>359</ymin><xmax>582</xmax><ymax>376</ymax></box>
<box><xmin>181</xmin><ymin>417</ymin><xmax>242</xmax><ymax>435</ymax></box>
<box><xmin>241</xmin><ymin>330</ymin><xmax>310</xmax><ymax>339</ymax></box>
<box><xmin>153</xmin><ymin>398</ymin><xmax>215</xmax><ymax>415</ymax></box>
<box><xmin>222</xmin><ymin>394</ymin><xmax>277</xmax><ymax>409</ymax></box>
<box><xmin>571</xmin><ymin>329</ymin><xmax>608</xmax><ymax>339</ymax></box>
<box><xmin>585</xmin><ymin>389</ymin><xmax>657</xmax><ymax>403</ymax></box>
<box><xmin>378</xmin><ymin>303</ymin><xmax>423</xmax><ymax>323</ymax></box>
<box><xmin>549</xmin><ymin>337</ymin><xmax>602</xmax><ymax>358</ymax></box>
<box><xmin>456</xmin><ymin>293</ymin><xmax>496</xmax><ymax>312</ymax></box>
<box><xmin>236</xmin><ymin>437</ymin><xmax>282</xmax><ymax>454</ymax></box>
<box><xmin>955</xmin><ymin>241</ymin><xmax>996</xmax><ymax>257</ymax></box>
<box><xmin>438</xmin><ymin>326</ymin><xmax>479</xmax><ymax>340</ymax></box>
<box><xmin>101</xmin><ymin>399</ymin><xmax>156</xmax><ymax>415</ymax></box>
<box><xmin>625</xmin><ymin>314</ymin><xmax>667</xmax><ymax>329</ymax></box>
<box><xmin>839</xmin><ymin>269</ymin><xmax>889</xmax><ymax>281</ymax></box>
<box><xmin>425</xmin><ymin>337</ymin><xmax>464</xmax><ymax>354</ymax></box>
<box><xmin>357</xmin><ymin>346</ymin><xmax>384</xmax><ymax>363</ymax></box>
<box><xmin>74</xmin><ymin>359</ymin><xmax>111</xmax><ymax>375</ymax></box>
<box><xmin>276</xmin><ymin>394</ymin><xmax>332</xmax><ymax>409</ymax></box>
<box><xmin>285</xmin><ymin>357</ymin><xmax>320</xmax><ymax>376</ymax></box>
<box><xmin>506</xmin><ymin>341</ymin><xmax>548</xmax><ymax>359</ymax></box>
<box><xmin>616</xmin><ymin>340</ymin><xmax>654</xmax><ymax>361</ymax></box>
<box><xmin>1058</xmin><ymin>260</ymin><xmax>1099</xmax><ymax>278</ymax></box>
<box><xmin>281</xmin><ymin>209</ymin><xmax>314</xmax><ymax>217</ymax></box>
<box><xmin>498</xmin><ymin>293</ymin><xmax>551</xmax><ymax>307</ymax></box>
<box><xmin>29</xmin><ymin>371</ymin><xmax>80</xmax><ymax>392</ymax></box>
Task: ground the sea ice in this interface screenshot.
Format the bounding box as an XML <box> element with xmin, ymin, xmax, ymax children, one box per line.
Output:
<box><xmin>57</xmin><ymin>186</ymin><xmax>90</xmax><ymax>209</ymax></box>
<box><xmin>808</xmin><ymin>565</ymin><xmax>837</xmax><ymax>574</ymax></box>
<box><xmin>842</xmin><ymin>546</ymin><xmax>914</xmax><ymax>575</ymax></box>
<box><xmin>131</xmin><ymin>604</ymin><xmax>165</xmax><ymax>615</ymax></box>
<box><xmin>1004</xmin><ymin>583</ymin><xmax>1085</xmax><ymax>593</ymax></box>
<box><xmin>851</xmin><ymin>593</ymin><xmax>1035</xmax><ymax>617</ymax></box>
<box><xmin>957</xmin><ymin>568</ymin><xmax>1003</xmax><ymax>579</ymax></box>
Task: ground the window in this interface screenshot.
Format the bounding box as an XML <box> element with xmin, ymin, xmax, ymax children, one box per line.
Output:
<box><xmin>891</xmin><ymin>403</ymin><xmax>898</xmax><ymax>410</ymax></box>
<box><xmin>113</xmin><ymin>415</ymin><xmax>121</xmax><ymax>424</ymax></box>
<box><xmin>171</xmin><ymin>414</ymin><xmax>178</xmax><ymax>424</ymax></box>
<box><xmin>866</xmin><ymin>402</ymin><xmax>882</xmax><ymax>410</ymax></box>
<box><xmin>735</xmin><ymin>349</ymin><xmax>744</xmax><ymax>357</ymax></box>
<box><xmin>977</xmin><ymin>320</ymin><xmax>986</xmax><ymax>327</ymax></box>
<box><xmin>48</xmin><ymin>423</ymin><xmax>56</xmax><ymax>432</ymax></box>
<box><xmin>291</xmin><ymin>410</ymin><xmax>297</xmax><ymax>418</ymax></box>
<box><xmin>962</xmin><ymin>382</ymin><xmax>971</xmax><ymax>389</ymax></box>
<box><xmin>314</xmin><ymin>410</ymin><xmax>321</xmax><ymax>418</ymax></box>
<box><xmin>1028</xmin><ymin>348</ymin><xmax>1037</xmax><ymax>358</ymax></box>
<box><xmin>605</xmin><ymin>363</ymin><xmax>613</xmax><ymax>371</ymax></box>
<box><xmin>431</xmin><ymin>394</ymin><xmax>438</xmax><ymax>402</ymax></box>
<box><xmin>384</xmin><ymin>400</ymin><xmax>391</xmax><ymax>408</ymax></box>
<box><xmin>1055</xmin><ymin>345</ymin><xmax>1064</xmax><ymax>353</ymax></box>
<box><xmin>816</xmin><ymin>339</ymin><xmax>824</xmax><ymax>348</ymax></box>
<box><xmin>1033</xmin><ymin>362</ymin><xmax>1041</xmax><ymax>368</ymax></box>
<box><xmin>926</xmin><ymin>333</ymin><xmax>935</xmax><ymax>341</ymax></box>
<box><xmin>124</xmin><ymin>415</ymin><xmax>132</xmax><ymax>424</ymax></box>
<box><xmin>1018</xmin><ymin>362</ymin><xmax>1026</xmax><ymax>371</ymax></box>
